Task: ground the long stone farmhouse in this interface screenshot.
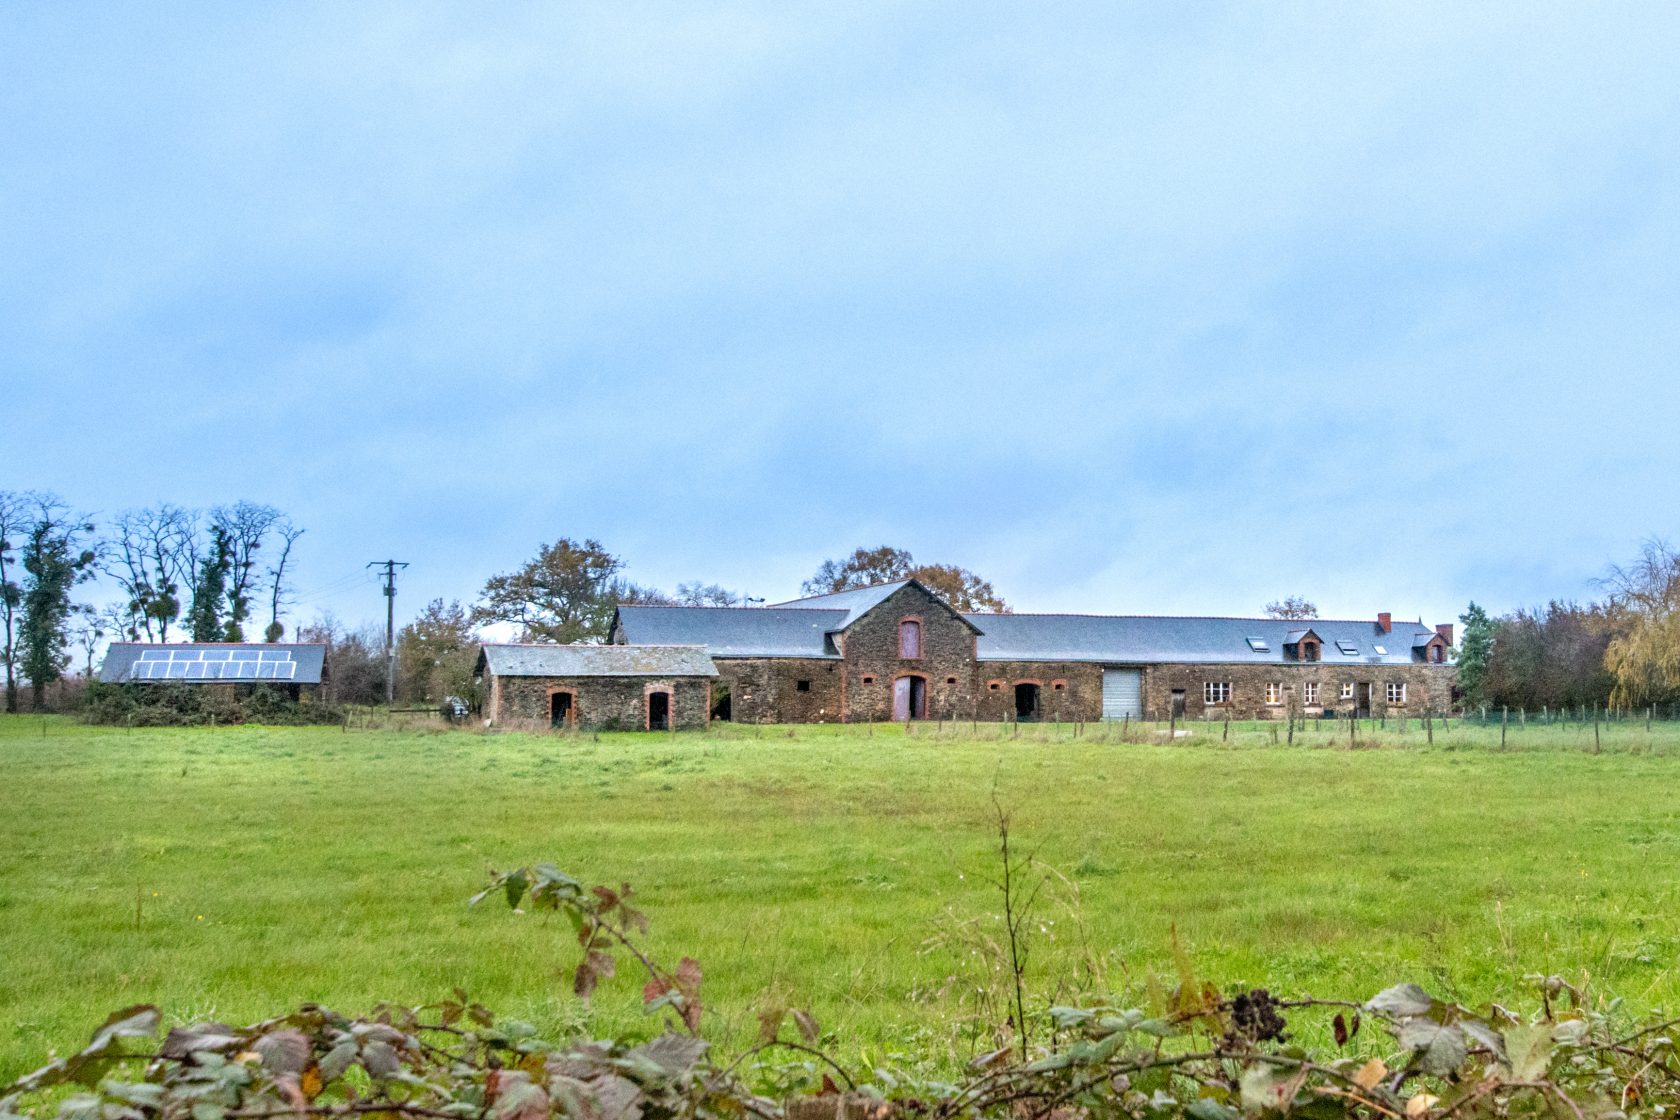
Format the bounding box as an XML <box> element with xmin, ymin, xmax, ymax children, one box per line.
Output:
<box><xmin>477</xmin><ymin>579</ymin><xmax>1456</xmax><ymax>730</ymax></box>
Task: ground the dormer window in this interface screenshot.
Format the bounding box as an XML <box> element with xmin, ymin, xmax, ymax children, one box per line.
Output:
<box><xmin>1302</xmin><ymin>641</ymin><xmax>1320</xmax><ymax>662</ymax></box>
<box><xmin>898</xmin><ymin>619</ymin><xmax>921</xmax><ymax>658</ymax></box>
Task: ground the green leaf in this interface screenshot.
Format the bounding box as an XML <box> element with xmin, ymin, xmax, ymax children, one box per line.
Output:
<box><xmin>1504</xmin><ymin>1024</ymin><xmax>1555</xmax><ymax>1081</ymax></box>
<box><xmin>1398</xmin><ymin>1020</ymin><xmax>1468</xmax><ymax>1077</ymax></box>
<box><xmin>1366</xmin><ymin>984</ymin><xmax>1436</xmax><ymax>1018</ymax></box>
<box><xmin>503</xmin><ymin>869</ymin><xmax>529</xmax><ymax>909</ymax></box>
<box><xmin>1187</xmin><ymin>1098</ymin><xmax>1238</xmax><ymax>1120</ymax></box>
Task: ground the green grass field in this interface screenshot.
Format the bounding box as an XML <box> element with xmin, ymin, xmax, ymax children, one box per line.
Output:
<box><xmin>3</xmin><ymin>712</ymin><xmax>1679</xmax><ymax>1081</ymax></box>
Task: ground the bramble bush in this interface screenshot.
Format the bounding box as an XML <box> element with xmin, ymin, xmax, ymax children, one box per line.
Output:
<box><xmin>78</xmin><ymin>682</ymin><xmax>345</xmax><ymax>727</ymax></box>
<box><xmin>7</xmin><ymin>828</ymin><xmax>1680</xmax><ymax>1120</ymax></box>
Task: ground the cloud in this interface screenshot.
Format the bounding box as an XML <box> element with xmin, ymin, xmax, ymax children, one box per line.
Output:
<box><xmin>3</xmin><ymin>3</ymin><xmax>1677</xmax><ymax>629</ymax></box>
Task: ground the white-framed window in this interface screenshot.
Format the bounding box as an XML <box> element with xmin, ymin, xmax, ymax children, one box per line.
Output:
<box><xmin>1303</xmin><ymin>681</ymin><xmax>1319</xmax><ymax>706</ymax></box>
<box><xmin>1340</xmin><ymin>682</ymin><xmax>1354</xmax><ymax>700</ymax></box>
<box><xmin>1387</xmin><ymin>681</ymin><xmax>1407</xmax><ymax>704</ymax></box>
<box><xmin>1204</xmin><ymin>681</ymin><xmax>1231</xmax><ymax>704</ymax></box>
<box><xmin>1265</xmin><ymin>682</ymin><xmax>1283</xmax><ymax>705</ymax></box>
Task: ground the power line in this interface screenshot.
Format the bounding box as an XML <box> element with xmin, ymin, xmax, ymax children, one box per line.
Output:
<box><xmin>367</xmin><ymin>560</ymin><xmax>409</xmax><ymax>705</ymax></box>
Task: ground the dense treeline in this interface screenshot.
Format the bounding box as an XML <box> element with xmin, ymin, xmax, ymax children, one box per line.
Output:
<box><xmin>1456</xmin><ymin>541</ymin><xmax>1680</xmax><ymax>712</ymax></box>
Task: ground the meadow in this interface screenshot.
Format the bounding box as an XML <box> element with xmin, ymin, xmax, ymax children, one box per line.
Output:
<box><xmin>3</xmin><ymin>712</ymin><xmax>1679</xmax><ymax>1082</ymax></box>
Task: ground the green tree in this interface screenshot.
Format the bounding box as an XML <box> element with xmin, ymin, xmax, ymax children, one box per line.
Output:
<box><xmin>396</xmin><ymin>599</ymin><xmax>481</xmax><ymax>703</ymax></box>
<box><xmin>0</xmin><ymin>490</ymin><xmax>31</xmax><ymax>713</ymax></box>
<box><xmin>187</xmin><ymin>526</ymin><xmax>233</xmax><ymax>642</ymax></box>
<box><xmin>19</xmin><ymin>498</ymin><xmax>96</xmax><ymax>711</ymax></box>
<box><xmin>473</xmin><ymin>538</ymin><xmax>624</xmax><ymax>643</ymax></box>
<box><xmin>1456</xmin><ymin>601</ymin><xmax>1495</xmax><ymax>707</ymax></box>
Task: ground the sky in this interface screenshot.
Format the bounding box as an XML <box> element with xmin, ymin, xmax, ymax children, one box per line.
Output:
<box><xmin>4</xmin><ymin>3</ymin><xmax>1678</xmax><ymax>635</ymax></box>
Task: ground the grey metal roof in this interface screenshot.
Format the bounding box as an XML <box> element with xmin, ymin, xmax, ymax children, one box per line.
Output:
<box><xmin>962</xmin><ymin>614</ymin><xmax>1447</xmax><ymax>666</ymax></box>
<box><xmin>614</xmin><ymin>606</ymin><xmax>845</xmax><ymax>658</ymax></box>
<box><xmin>480</xmin><ymin>644</ymin><xmax>718</xmax><ymax>678</ymax></box>
<box><xmin>99</xmin><ymin>643</ymin><xmax>327</xmax><ymax>684</ymax></box>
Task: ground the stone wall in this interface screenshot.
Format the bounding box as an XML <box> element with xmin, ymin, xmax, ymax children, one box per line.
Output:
<box><xmin>974</xmin><ymin>662</ymin><xmax>1104</xmax><ymax>722</ymax></box>
<box><xmin>491</xmin><ymin>674</ymin><xmax>711</xmax><ymax>731</ymax></box>
<box><xmin>711</xmin><ymin>658</ymin><xmax>843</xmax><ymax>723</ymax></box>
<box><xmin>1139</xmin><ymin>663</ymin><xmax>1458</xmax><ymax>720</ymax></box>
<box><xmin>837</xmin><ymin>583</ymin><xmax>980</xmax><ymax>722</ymax></box>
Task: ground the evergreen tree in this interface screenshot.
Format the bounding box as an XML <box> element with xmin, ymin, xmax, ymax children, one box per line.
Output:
<box><xmin>187</xmin><ymin>527</ymin><xmax>233</xmax><ymax>642</ymax></box>
<box><xmin>19</xmin><ymin>500</ymin><xmax>95</xmax><ymax>710</ymax></box>
<box><xmin>1457</xmin><ymin>601</ymin><xmax>1495</xmax><ymax>707</ymax></box>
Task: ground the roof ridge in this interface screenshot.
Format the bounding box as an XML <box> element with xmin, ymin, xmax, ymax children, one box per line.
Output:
<box><xmin>481</xmin><ymin>641</ymin><xmax>711</xmax><ymax>648</ymax></box>
<box><xmin>964</xmin><ymin>611</ymin><xmax>1431</xmax><ymax>626</ymax></box>
<box><xmin>769</xmin><ymin>578</ymin><xmax>912</xmax><ymax>606</ymax></box>
<box><xmin>618</xmin><ymin>604</ymin><xmax>843</xmax><ymax>613</ymax></box>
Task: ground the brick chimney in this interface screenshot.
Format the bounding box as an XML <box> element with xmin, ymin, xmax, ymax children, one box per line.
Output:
<box><xmin>1377</xmin><ymin>612</ymin><xmax>1392</xmax><ymax>634</ymax></box>
<box><xmin>1435</xmin><ymin>623</ymin><xmax>1454</xmax><ymax>646</ymax></box>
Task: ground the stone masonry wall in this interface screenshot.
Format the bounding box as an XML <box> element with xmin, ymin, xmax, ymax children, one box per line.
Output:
<box><xmin>493</xmin><ymin>674</ymin><xmax>710</xmax><ymax>730</ymax></box>
<box><xmin>838</xmin><ymin>583</ymin><xmax>980</xmax><ymax>722</ymax></box>
<box><xmin>973</xmin><ymin>662</ymin><xmax>1104</xmax><ymax>722</ymax></box>
<box><xmin>711</xmin><ymin>658</ymin><xmax>843</xmax><ymax>723</ymax></box>
<box><xmin>1139</xmin><ymin>663</ymin><xmax>1458</xmax><ymax>720</ymax></box>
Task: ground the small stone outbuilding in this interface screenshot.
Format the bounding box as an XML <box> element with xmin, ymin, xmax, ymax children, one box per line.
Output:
<box><xmin>475</xmin><ymin>644</ymin><xmax>717</xmax><ymax>731</ymax></box>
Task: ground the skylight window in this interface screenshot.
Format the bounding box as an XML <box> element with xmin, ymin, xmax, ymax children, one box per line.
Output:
<box><xmin>1336</xmin><ymin>640</ymin><xmax>1359</xmax><ymax>656</ymax></box>
<box><xmin>1246</xmin><ymin>637</ymin><xmax>1270</xmax><ymax>652</ymax></box>
<box><xmin>1373</xmin><ymin>644</ymin><xmax>1387</xmax><ymax>655</ymax></box>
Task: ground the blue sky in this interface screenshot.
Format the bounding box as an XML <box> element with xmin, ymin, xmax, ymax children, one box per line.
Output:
<box><xmin>4</xmin><ymin>4</ymin><xmax>1678</xmax><ymax>632</ymax></box>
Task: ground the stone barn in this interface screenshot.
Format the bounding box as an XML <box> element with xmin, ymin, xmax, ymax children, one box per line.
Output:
<box><xmin>475</xmin><ymin>644</ymin><xmax>717</xmax><ymax>731</ymax></box>
<box><xmin>612</xmin><ymin>579</ymin><xmax>1458</xmax><ymax>723</ymax></box>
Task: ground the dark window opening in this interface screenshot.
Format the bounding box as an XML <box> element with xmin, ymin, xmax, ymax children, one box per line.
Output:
<box><xmin>796</xmin><ymin>679</ymin><xmax>811</xmax><ymax>692</ymax></box>
<box><xmin>1303</xmin><ymin>642</ymin><xmax>1320</xmax><ymax>662</ymax></box>
<box><xmin>988</xmin><ymin>681</ymin><xmax>1001</xmax><ymax>691</ymax></box>
<box><xmin>1171</xmin><ymin>689</ymin><xmax>1186</xmax><ymax>718</ymax></box>
<box><xmin>1052</xmin><ymin>682</ymin><xmax>1065</xmax><ymax>691</ymax></box>
<box><xmin>1014</xmin><ymin>683</ymin><xmax>1040</xmax><ymax>722</ymax></box>
<box><xmin>861</xmin><ymin>675</ymin><xmax>874</xmax><ymax>684</ymax></box>
<box><xmin>647</xmin><ymin>690</ymin><xmax>671</xmax><ymax>731</ymax></box>
<box><xmin>946</xmin><ymin>676</ymin><xmax>958</xmax><ymax>685</ymax></box>
<box><xmin>710</xmin><ymin>683</ymin><xmax>732</xmax><ymax>721</ymax></box>
<box><xmin>550</xmin><ymin>692</ymin><xmax>573</xmax><ymax>728</ymax></box>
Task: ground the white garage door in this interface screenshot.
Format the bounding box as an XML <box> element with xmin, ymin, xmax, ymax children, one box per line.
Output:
<box><xmin>1102</xmin><ymin>669</ymin><xmax>1141</xmax><ymax>719</ymax></box>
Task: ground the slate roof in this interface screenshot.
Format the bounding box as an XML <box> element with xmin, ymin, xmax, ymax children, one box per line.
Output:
<box><xmin>99</xmin><ymin>643</ymin><xmax>327</xmax><ymax>684</ymax></box>
<box><xmin>479</xmin><ymin>644</ymin><xmax>718</xmax><ymax>678</ymax></box>
<box><xmin>620</xmin><ymin>581</ymin><xmax>1449</xmax><ymax>667</ymax></box>
<box><xmin>614</xmin><ymin>606</ymin><xmax>845</xmax><ymax>658</ymax></box>
<box><xmin>769</xmin><ymin>579</ymin><xmax>982</xmax><ymax>633</ymax></box>
<box><xmin>962</xmin><ymin>614</ymin><xmax>1444</xmax><ymax>666</ymax></box>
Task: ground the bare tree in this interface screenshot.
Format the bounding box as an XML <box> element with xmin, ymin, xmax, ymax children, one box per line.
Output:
<box><xmin>264</xmin><ymin>519</ymin><xmax>304</xmax><ymax>642</ymax></box>
<box><xmin>676</xmin><ymin>582</ymin><xmax>742</xmax><ymax>607</ymax></box>
<box><xmin>212</xmin><ymin>501</ymin><xmax>281</xmax><ymax>641</ymax></box>
<box><xmin>105</xmin><ymin>505</ymin><xmax>198</xmax><ymax>642</ymax></box>
<box><xmin>71</xmin><ymin>605</ymin><xmax>105</xmax><ymax>681</ymax></box>
<box><xmin>1264</xmin><ymin>596</ymin><xmax>1319</xmax><ymax>620</ymax></box>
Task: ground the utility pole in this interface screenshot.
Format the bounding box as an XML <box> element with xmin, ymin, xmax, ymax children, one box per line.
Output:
<box><xmin>368</xmin><ymin>560</ymin><xmax>408</xmax><ymax>705</ymax></box>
